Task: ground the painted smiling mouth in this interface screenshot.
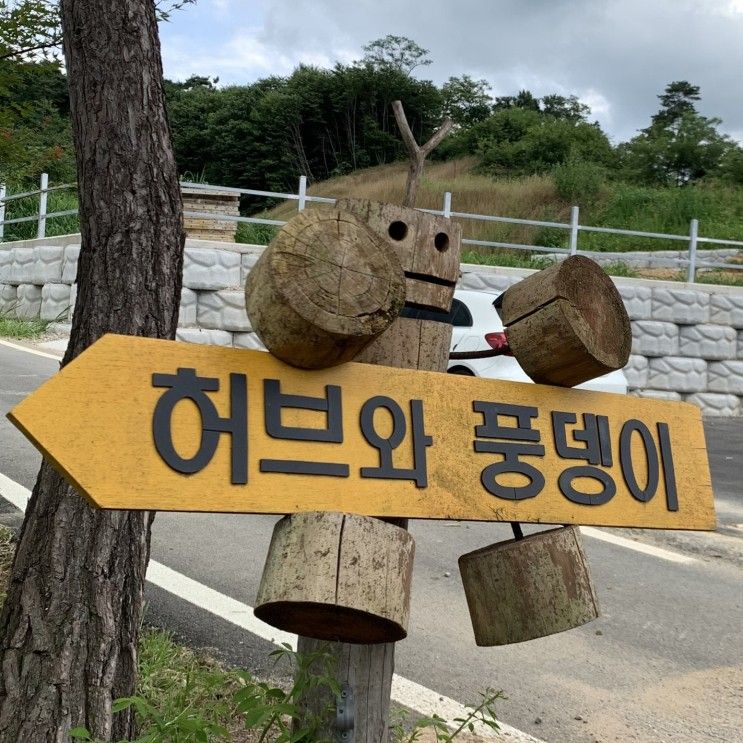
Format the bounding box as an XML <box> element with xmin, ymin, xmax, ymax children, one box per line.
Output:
<box><xmin>403</xmin><ymin>270</ymin><xmax>457</xmax><ymax>288</ymax></box>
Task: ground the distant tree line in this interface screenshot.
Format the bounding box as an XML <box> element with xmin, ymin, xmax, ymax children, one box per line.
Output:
<box><xmin>1</xmin><ymin>35</ymin><xmax>742</xmax><ymax>196</ymax></box>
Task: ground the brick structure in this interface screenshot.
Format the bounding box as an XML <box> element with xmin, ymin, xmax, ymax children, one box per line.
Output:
<box><xmin>181</xmin><ymin>187</ymin><xmax>240</xmax><ymax>242</ymax></box>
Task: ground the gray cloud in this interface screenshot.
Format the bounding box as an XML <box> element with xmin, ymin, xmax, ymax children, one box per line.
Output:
<box><xmin>164</xmin><ymin>0</ymin><xmax>743</xmax><ymax>143</ymax></box>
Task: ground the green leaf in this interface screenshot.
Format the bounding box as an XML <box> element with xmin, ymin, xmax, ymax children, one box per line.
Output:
<box><xmin>242</xmin><ymin>706</ymin><xmax>271</xmax><ymax>728</ymax></box>
<box><xmin>68</xmin><ymin>728</ymin><xmax>92</xmax><ymax>741</ymax></box>
<box><xmin>111</xmin><ymin>697</ymin><xmax>137</xmax><ymax>714</ymax></box>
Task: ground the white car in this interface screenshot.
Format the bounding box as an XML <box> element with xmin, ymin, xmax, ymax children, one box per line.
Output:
<box><xmin>404</xmin><ymin>289</ymin><xmax>628</xmax><ymax>394</ymax></box>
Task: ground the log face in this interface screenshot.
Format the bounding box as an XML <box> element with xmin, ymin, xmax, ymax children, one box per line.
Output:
<box><xmin>458</xmin><ymin>526</ymin><xmax>599</xmax><ymax>646</ymax></box>
<box><xmin>336</xmin><ymin>199</ymin><xmax>462</xmax><ymax>311</ymax></box>
<box><xmin>499</xmin><ymin>256</ymin><xmax>631</xmax><ymax>387</ymax></box>
<box><xmin>254</xmin><ymin>511</ymin><xmax>415</xmax><ymax>644</ymax></box>
<box><xmin>245</xmin><ymin>209</ymin><xmax>405</xmax><ymax>368</ymax></box>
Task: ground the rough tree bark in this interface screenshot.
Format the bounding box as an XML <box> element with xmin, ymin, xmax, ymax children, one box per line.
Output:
<box><xmin>0</xmin><ymin>1</ymin><xmax>185</xmax><ymax>741</ymax></box>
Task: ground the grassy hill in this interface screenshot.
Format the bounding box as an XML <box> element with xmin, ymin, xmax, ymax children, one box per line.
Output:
<box><xmin>243</xmin><ymin>157</ymin><xmax>743</xmax><ymax>284</ymax></box>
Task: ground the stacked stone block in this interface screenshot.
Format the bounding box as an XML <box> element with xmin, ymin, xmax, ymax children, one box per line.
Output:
<box><xmin>616</xmin><ymin>280</ymin><xmax>743</xmax><ymax>415</ymax></box>
<box><xmin>1</xmin><ymin>240</ymin><xmax>75</xmax><ymax>321</ymax></box>
<box><xmin>2</xmin><ymin>235</ymin><xmax>743</xmax><ymax>416</ymax></box>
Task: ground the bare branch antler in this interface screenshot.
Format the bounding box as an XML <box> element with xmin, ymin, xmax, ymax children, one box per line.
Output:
<box><xmin>392</xmin><ymin>100</ymin><xmax>453</xmax><ymax>208</ymax></box>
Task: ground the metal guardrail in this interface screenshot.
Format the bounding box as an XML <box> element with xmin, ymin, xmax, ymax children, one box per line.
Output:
<box><xmin>2</xmin><ymin>173</ymin><xmax>742</xmax><ymax>283</ymax></box>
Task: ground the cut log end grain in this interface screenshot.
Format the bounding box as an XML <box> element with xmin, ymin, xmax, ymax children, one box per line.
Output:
<box><xmin>499</xmin><ymin>255</ymin><xmax>631</xmax><ymax>387</ymax></box>
<box><xmin>245</xmin><ymin>210</ymin><xmax>405</xmax><ymax>368</ymax></box>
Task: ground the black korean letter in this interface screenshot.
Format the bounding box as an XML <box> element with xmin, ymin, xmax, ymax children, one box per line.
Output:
<box><xmin>552</xmin><ymin>411</ymin><xmax>615</xmax><ymax>505</ymax></box>
<box><xmin>152</xmin><ymin>368</ymin><xmax>247</xmax><ymax>484</ymax></box>
<box><xmin>473</xmin><ymin>402</ymin><xmax>545</xmax><ymax>500</ymax></box>
<box><xmin>360</xmin><ymin>397</ymin><xmax>432</xmax><ymax>487</ymax></box>
<box><xmin>260</xmin><ymin>380</ymin><xmax>348</xmax><ymax>477</ymax></box>
<box><xmin>619</xmin><ymin>419</ymin><xmax>659</xmax><ymax>503</ymax></box>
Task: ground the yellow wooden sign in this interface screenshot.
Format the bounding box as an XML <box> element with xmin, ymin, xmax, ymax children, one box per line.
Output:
<box><xmin>8</xmin><ymin>334</ymin><xmax>715</xmax><ymax>530</ymax></box>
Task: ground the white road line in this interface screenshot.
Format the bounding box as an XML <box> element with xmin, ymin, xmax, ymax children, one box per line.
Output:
<box><xmin>0</xmin><ymin>471</ymin><xmax>31</xmax><ymax>510</ymax></box>
<box><xmin>0</xmin><ymin>472</ymin><xmax>541</xmax><ymax>742</ymax></box>
<box><xmin>580</xmin><ymin>526</ymin><xmax>697</xmax><ymax>564</ymax></box>
<box><xmin>0</xmin><ymin>338</ymin><xmax>62</xmax><ymax>361</ymax></box>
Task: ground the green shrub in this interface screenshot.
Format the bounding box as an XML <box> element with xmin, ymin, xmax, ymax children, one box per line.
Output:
<box><xmin>1</xmin><ymin>186</ymin><xmax>79</xmax><ymax>243</ymax></box>
<box><xmin>552</xmin><ymin>159</ymin><xmax>606</xmax><ymax>204</ymax></box>
<box><xmin>235</xmin><ymin>221</ymin><xmax>279</xmax><ymax>245</ymax></box>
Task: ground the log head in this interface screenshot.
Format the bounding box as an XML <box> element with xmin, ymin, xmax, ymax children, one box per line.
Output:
<box><xmin>336</xmin><ymin>199</ymin><xmax>462</xmax><ymax>312</ymax></box>
<box><xmin>498</xmin><ymin>255</ymin><xmax>631</xmax><ymax>387</ymax></box>
<box><xmin>458</xmin><ymin>526</ymin><xmax>599</xmax><ymax>646</ymax></box>
<box><xmin>245</xmin><ymin>209</ymin><xmax>405</xmax><ymax>369</ymax></box>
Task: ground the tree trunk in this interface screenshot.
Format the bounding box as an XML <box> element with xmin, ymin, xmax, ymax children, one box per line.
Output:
<box><xmin>0</xmin><ymin>1</ymin><xmax>185</xmax><ymax>740</ymax></box>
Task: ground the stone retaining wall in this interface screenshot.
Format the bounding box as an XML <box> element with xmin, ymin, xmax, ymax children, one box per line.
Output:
<box><xmin>2</xmin><ymin>235</ymin><xmax>743</xmax><ymax>416</ymax></box>
<box><xmin>544</xmin><ymin>248</ymin><xmax>740</xmax><ymax>270</ymax></box>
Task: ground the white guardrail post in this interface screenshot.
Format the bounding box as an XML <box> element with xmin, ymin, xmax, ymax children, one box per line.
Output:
<box><xmin>298</xmin><ymin>175</ymin><xmax>307</xmax><ymax>212</ymax></box>
<box><xmin>37</xmin><ymin>172</ymin><xmax>49</xmax><ymax>239</ymax></box>
<box><xmin>687</xmin><ymin>218</ymin><xmax>699</xmax><ymax>283</ymax></box>
<box><xmin>569</xmin><ymin>205</ymin><xmax>579</xmax><ymax>255</ymax></box>
<box><xmin>443</xmin><ymin>191</ymin><xmax>452</xmax><ymax>219</ymax></box>
<box><xmin>0</xmin><ymin>184</ymin><xmax>6</xmax><ymax>240</ymax></box>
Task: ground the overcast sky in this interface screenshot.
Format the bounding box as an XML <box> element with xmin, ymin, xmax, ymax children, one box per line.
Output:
<box><xmin>159</xmin><ymin>0</ymin><xmax>743</xmax><ymax>144</ymax></box>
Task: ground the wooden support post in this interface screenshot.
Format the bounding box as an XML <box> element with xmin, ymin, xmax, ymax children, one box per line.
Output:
<box><xmin>250</xmin><ymin>104</ymin><xmax>458</xmax><ymax>741</ymax></box>
<box><xmin>391</xmin><ymin>100</ymin><xmax>453</xmax><ymax>208</ymax></box>
<box><xmin>293</xmin><ymin>200</ymin><xmax>462</xmax><ymax>742</ymax></box>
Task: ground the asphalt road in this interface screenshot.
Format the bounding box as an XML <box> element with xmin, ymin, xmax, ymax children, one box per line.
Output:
<box><xmin>0</xmin><ymin>340</ymin><xmax>741</xmax><ymax>742</ymax></box>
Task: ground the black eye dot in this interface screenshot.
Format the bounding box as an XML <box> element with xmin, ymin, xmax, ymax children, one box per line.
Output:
<box><xmin>388</xmin><ymin>221</ymin><xmax>408</xmax><ymax>241</ymax></box>
<box><xmin>434</xmin><ymin>232</ymin><xmax>450</xmax><ymax>252</ymax></box>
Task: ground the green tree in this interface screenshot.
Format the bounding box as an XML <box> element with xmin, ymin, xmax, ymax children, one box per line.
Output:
<box><xmin>360</xmin><ymin>34</ymin><xmax>432</xmax><ymax>75</ymax></box>
<box><xmin>494</xmin><ymin>89</ymin><xmax>540</xmax><ymax>112</ymax></box>
<box><xmin>441</xmin><ymin>74</ymin><xmax>492</xmax><ymax>126</ymax></box>
<box><xmin>646</xmin><ymin>80</ymin><xmax>700</xmax><ymax>131</ymax></box>
<box><xmin>0</xmin><ymin>0</ymin><xmax>194</xmax><ymax>60</ymax></box>
<box><xmin>622</xmin><ymin>82</ymin><xmax>733</xmax><ymax>185</ymax></box>
<box><xmin>0</xmin><ymin>0</ymin><xmax>60</xmax><ymax>60</ymax></box>
<box><xmin>481</xmin><ymin>116</ymin><xmax>613</xmax><ymax>174</ymax></box>
<box><xmin>165</xmin><ymin>60</ymin><xmax>443</xmax><ymax>191</ymax></box>
<box><xmin>541</xmin><ymin>94</ymin><xmax>590</xmax><ymax>122</ymax></box>
<box><xmin>719</xmin><ymin>146</ymin><xmax>743</xmax><ymax>186</ymax></box>
<box><xmin>0</xmin><ymin>58</ymin><xmax>74</xmax><ymax>183</ymax></box>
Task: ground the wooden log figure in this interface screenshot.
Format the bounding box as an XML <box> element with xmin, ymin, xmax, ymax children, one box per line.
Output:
<box><xmin>245</xmin><ymin>99</ymin><xmax>631</xmax><ymax>739</ymax></box>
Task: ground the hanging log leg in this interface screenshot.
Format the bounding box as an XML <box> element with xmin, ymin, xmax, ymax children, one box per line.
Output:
<box><xmin>459</xmin><ymin>526</ymin><xmax>599</xmax><ymax>646</ymax></box>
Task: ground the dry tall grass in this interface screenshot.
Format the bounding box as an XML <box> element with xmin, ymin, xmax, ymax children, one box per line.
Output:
<box><xmin>263</xmin><ymin>157</ymin><xmax>570</xmax><ymax>249</ymax></box>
